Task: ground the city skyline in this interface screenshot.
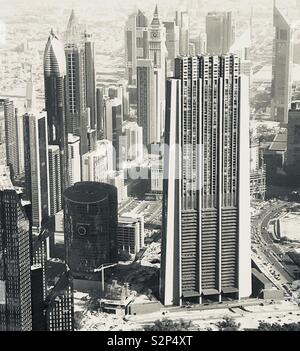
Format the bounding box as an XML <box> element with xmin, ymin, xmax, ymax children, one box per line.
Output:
<box><xmin>0</xmin><ymin>0</ymin><xmax>300</xmax><ymax>333</ymax></box>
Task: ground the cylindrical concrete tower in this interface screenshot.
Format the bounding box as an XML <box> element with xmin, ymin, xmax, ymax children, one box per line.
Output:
<box><xmin>63</xmin><ymin>182</ymin><xmax>118</xmax><ymax>279</ymax></box>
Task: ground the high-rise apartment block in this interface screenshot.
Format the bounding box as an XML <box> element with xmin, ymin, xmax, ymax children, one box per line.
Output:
<box><xmin>160</xmin><ymin>55</ymin><xmax>251</xmax><ymax>306</ymax></box>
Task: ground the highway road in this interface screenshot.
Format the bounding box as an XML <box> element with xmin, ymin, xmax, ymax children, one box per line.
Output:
<box><xmin>125</xmin><ymin>301</ymin><xmax>300</xmax><ymax>330</ymax></box>
<box><xmin>251</xmin><ymin>201</ymin><xmax>296</xmax><ymax>294</ymax></box>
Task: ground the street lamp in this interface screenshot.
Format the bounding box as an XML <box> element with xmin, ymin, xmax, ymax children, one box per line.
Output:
<box><xmin>94</xmin><ymin>263</ymin><xmax>118</xmax><ymax>294</ymax></box>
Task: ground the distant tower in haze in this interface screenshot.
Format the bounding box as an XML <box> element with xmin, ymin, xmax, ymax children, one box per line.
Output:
<box><xmin>271</xmin><ymin>3</ymin><xmax>293</xmax><ymax>123</ymax></box>
<box><xmin>44</xmin><ymin>30</ymin><xmax>69</xmax><ymax>191</ymax></box>
<box><xmin>160</xmin><ymin>55</ymin><xmax>251</xmax><ymax>306</ymax></box>
<box><xmin>175</xmin><ymin>11</ymin><xmax>190</xmax><ymax>56</ymax></box>
<box><xmin>125</xmin><ymin>9</ymin><xmax>149</xmax><ymax>86</ymax></box>
<box><xmin>163</xmin><ymin>20</ymin><xmax>180</xmax><ymax>76</ymax></box>
<box><xmin>206</xmin><ymin>12</ymin><xmax>235</xmax><ymax>54</ymax></box>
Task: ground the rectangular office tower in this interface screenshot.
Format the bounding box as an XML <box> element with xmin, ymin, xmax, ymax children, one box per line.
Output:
<box><xmin>23</xmin><ymin>112</ymin><xmax>50</xmax><ymax>235</ymax></box>
<box><xmin>271</xmin><ymin>4</ymin><xmax>293</xmax><ymax>123</ymax></box>
<box><xmin>206</xmin><ymin>12</ymin><xmax>235</xmax><ymax>55</ymax></box>
<box><xmin>160</xmin><ymin>55</ymin><xmax>251</xmax><ymax>306</ymax></box>
<box><xmin>0</xmin><ymin>166</ymin><xmax>32</xmax><ymax>330</ymax></box>
<box><xmin>0</xmin><ymin>98</ymin><xmax>19</xmax><ymax>178</ymax></box>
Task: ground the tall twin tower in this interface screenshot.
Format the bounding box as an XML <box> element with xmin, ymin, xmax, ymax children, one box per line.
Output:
<box><xmin>44</xmin><ymin>10</ymin><xmax>96</xmax><ymax>191</ymax></box>
<box><xmin>160</xmin><ymin>55</ymin><xmax>252</xmax><ymax>306</ymax></box>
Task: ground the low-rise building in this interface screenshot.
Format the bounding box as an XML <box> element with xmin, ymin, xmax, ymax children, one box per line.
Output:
<box><xmin>117</xmin><ymin>214</ymin><xmax>144</xmax><ymax>255</ymax></box>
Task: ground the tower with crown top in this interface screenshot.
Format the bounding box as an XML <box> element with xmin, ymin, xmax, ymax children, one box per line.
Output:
<box><xmin>147</xmin><ymin>5</ymin><xmax>167</xmax><ymax>142</ymax></box>
<box><xmin>148</xmin><ymin>5</ymin><xmax>166</xmax><ymax>69</ymax></box>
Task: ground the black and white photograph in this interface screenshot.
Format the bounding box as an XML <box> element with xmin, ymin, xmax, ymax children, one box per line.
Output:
<box><xmin>0</xmin><ymin>0</ymin><xmax>300</xmax><ymax>337</ymax></box>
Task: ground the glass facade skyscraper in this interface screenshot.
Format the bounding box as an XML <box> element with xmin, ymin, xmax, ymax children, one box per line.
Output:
<box><xmin>0</xmin><ymin>167</ymin><xmax>32</xmax><ymax>330</ymax></box>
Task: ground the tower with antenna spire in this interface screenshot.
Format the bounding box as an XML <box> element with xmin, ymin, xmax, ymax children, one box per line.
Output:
<box><xmin>64</xmin><ymin>9</ymin><xmax>96</xmax><ymax>159</ymax></box>
<box><xmin>147</xmin><ymin>5</ymin><xmax>167</xmax><ymax>142</ymax></box>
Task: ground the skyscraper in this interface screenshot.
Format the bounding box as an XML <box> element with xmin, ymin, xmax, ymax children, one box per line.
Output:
<box><xmin>96</xmin><ymin>88</ymin><xmax>104</xmax><ymax>139</ymax></box>
<box><xmin>45</xmin><ymin>267</ymin><xmax>74</xmax><ymax>331</ymax></box>
<box><xmin>0</xmin><ymin>166</ymin><xmax>32</xmax><ymax>331</ymax></box>
<box><xmin>122</xmin><ymin>120</ymin><xmax>143</xmax><ymax>163</ymax></box>
<box><xmin>64</xmin><ymin>9</ymin><xmax>89</xmax><ymax>156</ymax></box>
<box><xmin>206</xmin><ymin>12</ymin><xmax>235</xmax><ymax>55</ymax></box>
<box><xmin>160</xmin><ymin>55</ymin><xmax>251</xmax><ymax>306</ymax></box>
<box><xmin>148</xmin><ymin>5</ymin><xmax>167</xmax><ymax>140</ymax></box>
<box><xmin>271</xmin><ymin>4</ymin><xmax>293</xmax><ymax>123</ymax></box>
<box><xmin>48</xmin><ymin>145</ymin><xmax>62</xmax><ymax>217</ymax></box>
<box><xmin>68</xmin><ymin>134</ymin><xmax>81</xmax><ymax>186</ymax></box>
<box><xmin>64</xmin><ymin>182</ymin><xmax>118</xmax><ymax>280</ymax></box>
<box><xmin>44</xmin><ymin>30</ymin><xmax>69</xmax><ymax>191</ymax></box>
<box><xmin>117</xmin><ymin>214</ymin><xmax>145</xmax><ymax>255</ymax></box>
<box><xmin>102</xmin><ymin>97</ymin><xmax>123</xmax><ymax>170</ymax></box>
<box><xmin>125</xmin><ymin>9</ymin><xmax>149</xmax><ymax>86</ymax></box>
<box><xmin>82</xmin><ymin>140</ymin><xmax>114</xmax><ymax>183</ymax></box>
<box><xmin>1</xmin><ymin>99</ymin><xmax>19</xmax><ymax>178</ymax></box>
<box><xmin>190</xmin><ymin>33</ymin><xmax>207</xmax><ymax>55</ymax></box>
<box><xmin>287</xmin><ymin>101</ymin><xmax>300</xmax><ymax>178</ymax></box>
<box><xmin>84</xmin><ymin>31</ymin><xmax>97</xmax><ymax>132</ymax></box>
<box><xmin>137</xmin><ymin>59</ymin><xmax>156</xmax><ymax>146</ymax></box>
<box><xmin>23</xmin><ymin>111</ymin><xmax>50</xmax><ymax>235</ymax></box>
<box><xmin>163</xmin><ymin>21</ymin><xmax>180</xmax><ymax>76</ymax></box>
<box><xmin>175</xmin><ymin>11</ymin><xmax>190</xmax><ymax>56</ymax></box>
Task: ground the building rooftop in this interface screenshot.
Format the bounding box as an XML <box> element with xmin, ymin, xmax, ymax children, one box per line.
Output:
<box><xmin>150</xmin><ymin>5</ymin><xmax>160</xmax><ymax>26</ymax></box>
<box><xmin>269</xmin><ymin>130</ymin><xmax>287</xmax><ymax>151</ymax></box>
<box><xmin>63</xmin><ymin>181</ymin><xmax>115</xmax><ymax>204</ymax></box>
<box><xmin>44</xmin><ymin>30</ymin><xmax>66</xmax><ymax>77</ymax></box>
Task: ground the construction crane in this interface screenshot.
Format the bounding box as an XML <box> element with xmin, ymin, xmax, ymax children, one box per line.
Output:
<box><xmin>94</xmin><ymin>263</ymin><xmax>118</xmax><ymax>294</ymax></box>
